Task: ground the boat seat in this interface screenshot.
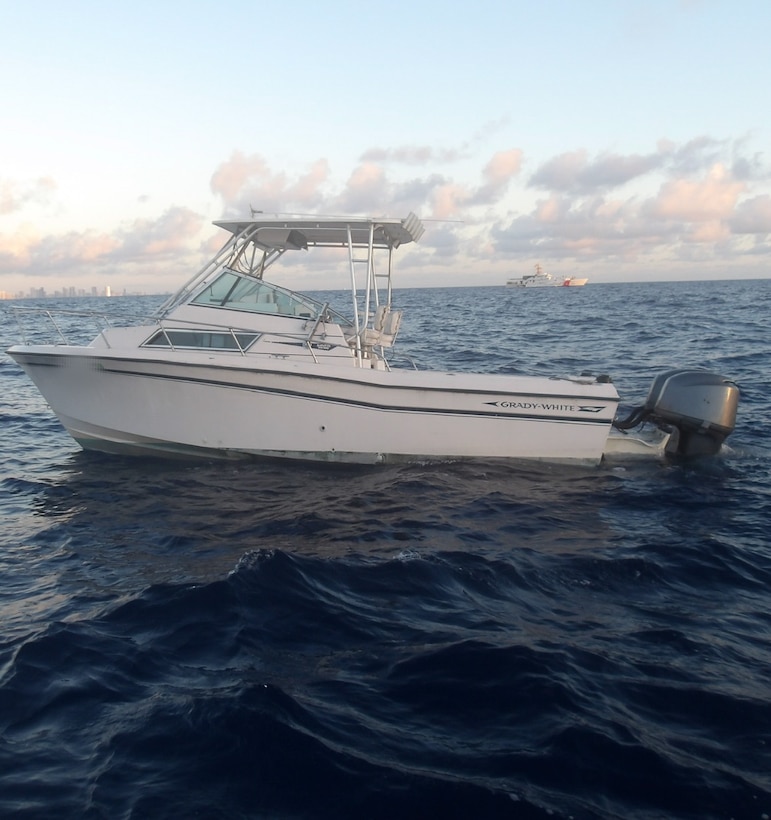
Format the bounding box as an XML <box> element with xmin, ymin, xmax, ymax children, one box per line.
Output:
<box><xmin>373</xmin><ymin>304</ymin><xmax>388</xmax><ymax>332</ymax></box>
<box><xmin>382</xmin><ymin>308</ymin><xmax>402</xmax><ymax>338</ymax></box>
<box><xmin>361</xmin><ymin>307</ymin><xmax>402</xmax><ymax>348</ymax></box>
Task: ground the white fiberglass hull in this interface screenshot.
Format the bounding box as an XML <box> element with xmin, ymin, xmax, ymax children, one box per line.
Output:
<box><xmin>506</xmin><ymin>279</ymin><xmax>554</xmax><ymax>288</ymax></box>
<box><xmin>8</xmin><ymin>346</ymin><xmax>620</xmax><ymax>466</ymax></box>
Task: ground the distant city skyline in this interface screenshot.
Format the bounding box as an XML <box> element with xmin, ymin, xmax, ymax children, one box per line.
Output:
<box><xmin>3</xmin><ymin>1</ymin><xmax>770</xmax><ymax>296</ymax></box>
<box><xmin>0</xmin><ymin>285</ymin><xmax>155</xmax><ymax>301</ymax></box>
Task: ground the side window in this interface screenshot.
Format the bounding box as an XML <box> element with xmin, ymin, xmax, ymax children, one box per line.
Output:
<box><xmin>143</xmin><ymin>330</ymin><xmax>259</xmax><ymax>351</ymax></box>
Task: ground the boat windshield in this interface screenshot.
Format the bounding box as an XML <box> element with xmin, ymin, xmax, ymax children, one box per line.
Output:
<box><xmin>191</xmin><ymin>270</ymin><xmax>327</xmax><ymax>319</ymax></box>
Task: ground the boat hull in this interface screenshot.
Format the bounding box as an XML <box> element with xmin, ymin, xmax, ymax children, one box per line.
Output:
<box><xmin>7</xmin><ymin>346</ymin><xmax>619</xmax><ymax>466</ymax></box>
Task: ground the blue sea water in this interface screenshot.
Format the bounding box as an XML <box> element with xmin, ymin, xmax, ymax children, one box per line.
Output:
<box><xmin>1</xmin><ymin>279</ymin><xmax>770</xmax><ymax>819</ymax></box>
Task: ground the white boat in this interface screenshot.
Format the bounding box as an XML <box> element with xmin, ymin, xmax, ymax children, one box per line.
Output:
<box><xmin>7</xmin><ymin>213</ymin><xmax>739</xmax><ymax>465</ymax></box>
<box><xmin>506</xmin><ymin>263</ymin><xmax>556</xmax><ymax>287</ymax></box>
<box><xmin>507</xmin><ymin>265</ymin><xmax>588</xmax><ymax>288</ymax></box>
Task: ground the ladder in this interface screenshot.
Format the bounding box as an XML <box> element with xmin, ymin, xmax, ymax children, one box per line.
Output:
<box><xmin>346</xmin><ymin>223</ymin><xmax>395</xmax><ymax>364</ymax></box>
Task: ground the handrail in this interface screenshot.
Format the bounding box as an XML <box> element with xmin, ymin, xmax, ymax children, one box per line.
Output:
<box><xmin>9</xmin><ymin>305</ymin><xmax>359</xmax><ymax>363</ymax></box>
<box><xmin>10</xmin><ymin>305</ymin><xmax>115</xmax><ymax>346</ymax></box>
<box><xmin>385</xmin><ymin>351</ymin><xmax>419</xmax><ymax>371</ymax></box>
<box><xmin>150</xmin><ymin>326</ymin><xmax>251</xmax><ymax>355</ymax></box>
<box><xmin>304</xmin><ymin>302</ymin><xmax>328</xmax><ymax>342</ymax></box>
<box><xmin>303</xmin><ymin>301</ymin><xmax>330</xmax><ymax>364</ymax></box>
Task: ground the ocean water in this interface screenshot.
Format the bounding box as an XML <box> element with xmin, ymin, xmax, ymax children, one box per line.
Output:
<box><xmin>1</xmin><ymin>279</ymin><xmax>770</xmax><ymax>819</ymax></box>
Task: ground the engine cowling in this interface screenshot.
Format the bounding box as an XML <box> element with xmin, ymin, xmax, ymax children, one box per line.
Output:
<box><xmin>614</xmin><ymin>369</ymin><xmax>740</xmax><ymax>457</ymax></box>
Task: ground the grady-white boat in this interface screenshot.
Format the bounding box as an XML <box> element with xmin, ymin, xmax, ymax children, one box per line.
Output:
<box><xmin>7</xmin><ymin>213</ymin><xmax>739</xmax><ymax>465</ymax></box>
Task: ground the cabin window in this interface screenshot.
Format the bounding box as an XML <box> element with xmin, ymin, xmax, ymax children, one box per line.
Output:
<box><xmin>143</xmin><ymin>329</ymin><xmax>260</xmax><ymax>351</ymax></box>
<box><xmin>191</xmin><ymin>270</ymin><xmax>318</xmax><ymax>318</ymax></box>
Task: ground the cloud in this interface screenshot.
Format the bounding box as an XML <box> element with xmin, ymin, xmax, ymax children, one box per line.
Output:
<box><xmin>529</xmin><ymin>149</ymin><xmax>663</xmax><ymax>193</ymax></box>
<box><xmin>0</xmin><ymin>206</ymin><xmax>203</xmax><ymax>276</ymax></box>
<box><xmin>202</xmin><ymin>138</ymin><xmax>770</xmax><ymax>275</ymax></box>
<box><xmin>491</xmin><ymin>167</ymin><xmax>765</xmax><ymax>266</ymax></box>
<box><xmin>662</xmin><ymin>135</ymin><xmax>770</xmax><ymax>183</ymax></box>
<box><xmin>210</xmin><ymin>151</ymin><xmax>329</xmax><ymax>215</ymax></box>
<box><xmin>533</xmin><ymin>195</ymin><xmax>570</xmax><ymax>224</ymax></box>
<box><xmin>729</xmin><ymin>195</ymin><xmax>771</xmax><ymax>234</ymax></box>
<box><xmin>6</xmin><ymin>135</ymin><xmax>769</xmax><ymax>287</ymax></box>
<box><xmin>0</xmin><ymin>177</ymin><xmax>57</xmax><ymax>215</ymax></box>
<box><xmin>470</xmin><ymin>149</ymin><xmax>523</xmax><ymax>204</ymax></box>
<box><xmin>333</xmin><ymin>165</ymin><xmax>463</xmax><ymax>218</ymax></box>
<box><xmin>491</xmin><ymin>197</ymin><xmax>657</xmax><ymax>263</ymax></box>
<box><xmin>0</xmin><ymin>226</ymin><xmax>40</xmax><ymax>270</ymax></box>
<box><xmin>209</xmin><ymin>151</ymin><xmax>272</xmax><ymax>201</ymax></box>
<box><xmin>359</xmin><ymin>145</ymin><xmax>467</xmax><ymax>164</ymax></box>
<box><xmin>476</xmin><ymin>137</ymin><xmax>771</xmax><ymax>271</ymax></box>
<box><xmin>667</xmin><ymin>136</ymin><xmax>725</xmax><ymax>172</ymax></box>
<box><xmin>359</xmin><ymin>125</ymin><xmax>510</xmax><ymax>168</ymax></box>
<box><xmin>527</xmin><ymin>137</ymin><xmax>768</xmax><ymax>197</ymax></box>
<box><xmin>114</xmin><ymin>207</ymin><xmax>205</xmax><ymax>260</ymax></box>
<box><xmin>208</xmin><ymin>143</ymin><xmax>526</xmax><ymax>222</ymax></box>
<box><xmin>0</xmin><ymin>227</ymin><xmax>120</xmax><ymax>275</ymax></box>
<box><xmin>686</xmin><ymin>221</ymin><xmax>730</xmax><ymax>243</ymax></box>
<box><xmin>484</xmin><ymin>149</ymin><xmax>523</xmax><ymax>183</ymax></box>
<box><xmin>336</xmin><ymin>162</ymin><xmax>389</xmax><ymax>212</ymax></box>
<box><xmin>646</xmin><ymin>163</ymin><xmax>745</xmax><ymax>222</ymax></box>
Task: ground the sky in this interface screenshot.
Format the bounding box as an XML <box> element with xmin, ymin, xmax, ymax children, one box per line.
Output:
<box><xmin>2</xmin><ymin>0</ymin><xmax>771</xmax><ymax>296</ymax></box>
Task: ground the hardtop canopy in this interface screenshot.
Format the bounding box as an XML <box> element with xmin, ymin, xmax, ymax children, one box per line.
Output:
<box><xmin>156</xmin><ymin>213</ymin><xmax>424</xmax><ymax>319</ymax></box>
<box><xmin>213</xmin><ymin>213</ymin><xmax>425</xmax><ymax>251</ymax></box>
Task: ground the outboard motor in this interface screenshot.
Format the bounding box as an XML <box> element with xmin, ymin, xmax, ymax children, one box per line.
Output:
<box><xmin>614</xmin><ymin>369</ymin><xmax>739</xmax><ymax>457</ymax></box>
